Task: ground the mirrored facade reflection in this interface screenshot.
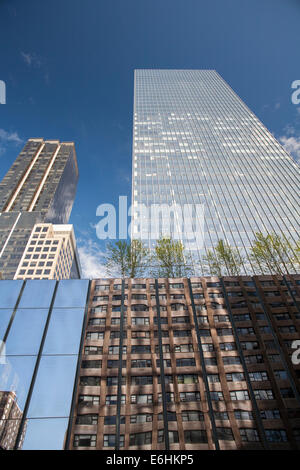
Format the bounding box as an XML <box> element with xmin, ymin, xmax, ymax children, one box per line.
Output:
<box><xmin>0</xmin><ymin>279</ymin><xmax>89</xmax><ymax>450</ymax></box>
<box><xmin>0</xmin><ymin>139</ymin><xmax>80</xmax><ymax>279</ymax></box>
<box><xmin>132</xmin><ymin>70</ymin><xmax>300</xmax><ymax>274</ymax></box>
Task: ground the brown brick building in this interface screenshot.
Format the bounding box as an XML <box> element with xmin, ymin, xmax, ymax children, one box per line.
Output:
<box><xmin>66</xmin><ymin>274</ymin><xmax>300</xmax><ymax>450</ymax></box>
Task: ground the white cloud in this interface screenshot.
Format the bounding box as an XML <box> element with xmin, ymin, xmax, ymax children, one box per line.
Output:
<box><xmin>77</xmin><ymin>238</ymin><xmax>108</xmax><ymax>279</ymax></box>
<box><xmin>279</xmin><ymin>135</ymin><xmax>300</xmax><ymax>163</ymax></box>
<box><xmin>0</xmin><ymin>129</ymin><xmax>23</xmax><ymax>156</ymax></box>
<box><xmin>20</xmin><ymin>51</ymin><xmax>42</xmax><ymax>68</ymax></box>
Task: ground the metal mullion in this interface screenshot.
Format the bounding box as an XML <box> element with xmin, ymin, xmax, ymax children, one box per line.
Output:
<box><xmin>14</xmin><ymin>280</ymin><xmax>59</xmax><ymax>450</ymax></box>
<box><xmin>155</xmin><ymin>278</ymin><xmax>169</xmax><ymax>450</ymax></box>
<box><xmin>187</xmin><ymin>278</ymin><xmax>220</xmax><ymax>450</ymax></box>
<box><xmin>220</xmin><ymin>277</ymin><xmax>269</xmax><ymax>449</ymax></box>
<box><xmin>115</xmin><ymin>278</ymin><xmax>125</xmax><ymax>450</ymax></box>
<box><xmin>64</xmin><ymin>280</ymin><xmax>91</xmax><ymax>449</ymax></box>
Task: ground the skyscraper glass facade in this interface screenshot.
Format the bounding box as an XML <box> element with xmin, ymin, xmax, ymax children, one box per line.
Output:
<box><xmin>132</xmin><ymin>70</ymin><xmax>300</xmax><ymax>274</ymax></box>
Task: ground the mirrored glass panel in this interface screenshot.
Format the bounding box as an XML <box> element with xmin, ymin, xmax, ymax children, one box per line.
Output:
<box><xmin>43</xmin><ymin>308</ymin><xmax>85</xmax><ymax>355</ymax></box>
<box><xmin>27</xmin><ymin>355</ymin><xmax>78</xmax><ymax>418</ymax></box>
<box><xmin>5</xmin><ymin>309</ymin><xmax>48</xmax><ymax>355</ymax></box>
<box><xmin>0</xmin><ymin>309</ymin><xmax>14</xmax><ymax>340</ymax></box>
<box><xmin>53</xmin><ymin>280</ymin><xmax>89</xmax><ymax>308</ymax></box>
<box><xmin>0</xmin><ymin>355</ymin><xmax>37</xmax><ymax>410</ymax></box>
<box><xmin>18</xmin><ymin>280</ymin><xmax>56</xmax><ymax>309</ymax></box>
<box><xmin>0</xmin><ymin>280</ymin><xmax>23</xmax><ymax>308</ymax></box>
<box><xmin>21</xmin><ymin>417</ymin><xmax>69</xmax><ymax>450</ymax></box>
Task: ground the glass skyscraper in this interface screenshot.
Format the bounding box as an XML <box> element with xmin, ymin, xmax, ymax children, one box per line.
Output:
<box><xmin>131</xmin><ymin>70</ymin><xmax>300</xmax><ymax>274</ymax></box>
<box><xmin>0</xmin><ymin>138</ymin><xmax>80</xmax><ymax>279</ymax></box>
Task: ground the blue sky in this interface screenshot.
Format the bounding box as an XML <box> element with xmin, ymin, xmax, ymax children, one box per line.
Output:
<box><xmin>0</xmin><ymin>0</ymin><xmax>299</xmax><ymax>278</ymax></box>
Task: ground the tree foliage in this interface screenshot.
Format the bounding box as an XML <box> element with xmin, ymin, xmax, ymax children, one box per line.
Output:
<box><xmin>151</xmin><ymin>236</ymin><xmax>193</xmax><ymax>278</ymax></box>
<box><xmin>105</xmin><ymin>239</ymin><xmax>149</xmax><ymax>278</ymax></box>
<box><xmin>203</xmin><ymin>239</ymin><xmax>244</xmax><ymax>276</ymax></box>
<box><xmin>249</xmin><ymin>232</ymin><xmax>297</xmax><ymax>274</ymax></box>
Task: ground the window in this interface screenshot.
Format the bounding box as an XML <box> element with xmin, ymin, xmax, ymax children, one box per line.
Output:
<box><xmin>214</xmin><ymin>411</ymin><xmax>229</xmax><ymax>420</ymax></box>
<box><xmin>177</xmin><ymin>374</ymin><xmax>198</xmax><ymax>384</ymax></box>
<box><xmin>202</xmin><ymin>343</ymin><xmax>214</xmax><ymax>352</ymax></box>
<box><xmin>216</xmin><ymin>427</ymin><xmax>234</xmax><ymax>441</ymax></box>
<box><xmin>81</xmin><ymin>360</ymin><xmax>102</xmax><ymax>369</ymax></box>
<box><xmin>265</xmin><ymin>429</ymin><xmax>287</xmax><ymax>442</ymax></box>
<box><xmin>234</xmin><ymin>410</ymin><xmax>253</xmax><ymax>420</ymax></box>
<box><xmin>108</xmin><ymin>345</ymin><xmax>127</xmax><ymax>355</ymax></box>
<box><xmin>170</xmin><ymin>283</ymin><xmax>184</xmax><ymax>289</ymax></box>
<box><xmin>106</xmin><ymin>376</ymin><xmax>126</xmax><ymax>386</ymax></box>
<box><xmin>184</xmin><ymin>430</ymin><xmax>207</xmax><ymax>443</ymax></box>
<box><xmin>132</xmin><ymin>294</ymin><xmax>147</xmax><ymax>300</ymax></box>
<box><xmin>174</xmin><ymin>344</ymin><xmax>193</xmax><ymax>353</ymax></box>
<box><xmin>260</xmin><ymin>409</ymin><xmax>280</xmax><ymax>420</ymax></box>
<box><xmin>154</xmin><ymin>316</ymin><xmax>168</xmax><ymax>324</ymax></box>
<box><xmin>80</xmin><ymin>376</ymin><xmax>100</xmax><ymax>386</ymax></box>
<box><xmin>204</xmin><ymin>357</ymin><xmax>217</xmax><ymax>366</ymax></box>
<box><xmin>176</xmin><ymin>358</ymin><xmax>195</xmax><ymax>367</ymax></box>
<box><xmin>171</xmin><ymin>303</ymin><xmax>187</xmax><ymax>311</ymax></box>
<box><xmin>76</xmin><ymin>414</ymin><xmax>98</xmax><ymax>425</ymax></box>
<box><xmin>197</xmin><ymin>315</ymin><xmax>209</xmax><ymax>324</ymax></box>
<box><xmin>191</xmin><ymin>282</ymin><xmax>202</xmax><ymax>288</ymax></box>
<box><xmin>132</xmin><ymin>330</ymin><xmax>150</xmax><ymax>338</ymax></box>
<box><xmin>249</xmin><ymin>371</ymin><xmax>268</xmax><ymax>382</ymax></box>
<box><xmin>131</xmin><ymin>304</ymin><xmax>149</xmax><ymax>312</ymax></box>
<box><xmin>226</xmin><ymin>372</ymin><xmax>245</xmax><ymax>382</ymax></box>
<box><xmin>131</xmin><ymin>359</ymin><xmax>152</xmax><ymax>368</ymax></box>
<box><xmin>239</xmin><ymin>428</ymin><xmax>259</xmax><ymax>442</ymax></box>
<box><xmin>241</xmin><ymin>341</ymin><xmax>259</xmax><ymax>350</ymax></box>
<box><xmin>95</xmin><ymin>284</ymin><xmax>110</xmax><ymax>291</ymax></box>
<box><xmin>110</xmin><ymin>330</ymin><xmax>127</xmax><ymax>339</ymax></box>
<box><xmin>158</xmin><ymin>430</ymin><xmax>179</xmax><ymax>444</ymax></box>
<box><xmin>130</xmin><ymin>414</ymin><xmax>153</xmax><ymax>423</ymax></box>
<box><xmin>104</xmin><ymin>415</ymin><xmax>125</xmax><ymax>425</ymax></box>
<box><xmin>132</xmin><ymin>317</ymin><xmax>149</xmax><ymax>325</ymax></box>
<box><xmin>220</xmin><ymin>342</ymin><xmax>236</xmax><ymax>351</ymax></box>
<box><xmin>254</xmin><ymin>389</ymin><xmax>274</xmax><ymax>400</ymax></box>
<box><xmin>131</xmin><ymin>345</ymin><xmax>151</xmax><ymax>354</ymax></box>
<box><xmin>172</xmin><ymin>316</ymin><xmax>190</xmax><ymax>324</ymax></box>
<box><xmin>207</xmin><ymin>374</ymin><xmax>220</xmax><ymax>383</ymax></box>
<box><xmin>86</xmin><ymin>331</ymin><xmax>104</xmax><ymax>340</ymax></box>
<box><xmin>132</xmin><ymin>284</ymin><xmax>146</xmax><ymax>289</ymax></box>
<box><xmin>104</xmin><ymin>434</ymin><xmax>124</xmax><ymax>447</ymax></box>
<box><xmin>84</xmin><ymin>346</ymin><xmax>102</xmax><ymax>355</ymax></box>
<box><xmin>230</xmin><ymin>390</ymin><xmax>249</xmax><ymax>401</ymax></box>
<box><xmin>223</xmin><ymin>356</ymin><xmax>241</xmax><ymax>365</ymax></box>
<box><xmin>156</xmin><ymin>359</ymin><xmax>171</xmax><ymax>368</ymax></box>
<box><xmin>88</xmin><ymin>318</ymin><xmax>106</xmax><ymax>326</ymax></box>
<box><xmin>131</xmin><ymin>394</ymin><xmax>153</xmax><ymax>404</ymax></box>
<box><xmin>182</xmin><ymin>410</ymin><xmax>204</xmax><ymax>422</ymax></box>
<box><xmin>273</xmin><ymin>370</ymin><xmax>288</xmax><ymax>380</ymax></box>
<box><xmin>129</xmin><ymin>432</ymin><xmax>152</xmax><ymax>446</ymax></box>
<box><xmin>214</xmin><ymin>315</ymin><xmax>230</xmax><ymax>322</ymax></box>
<box><xmin>173</xmin><ymin>329</ymin><xmax>192</xmax><ymax>338</ymax></box>
<box><xmin>180</xmin><ymin>392</ymin><xmax>200</xmax><ymax>402</ymax></box>
<box><xmin>158</xmin><ymin>411</ymin><xmax>177</xmax><ymax>421</ymax></box>
<box><xmin>131</xmin><ymin>376</ymin><xmax>153</xmax><ymax>385</ymax></box>
<box><xmin>106</xmin><ymin>395</ymin><xmax>126</xmax><ymax>405</ymax></box>
<box><xmin>158</xmin><ymin>392</ymin><xmax>174</xmax><ymax>403</ymax></box>
<box><xmin>107</xmin><ymin>359</ymin><xmax>126</xmax><ymax>368</ymax></box>
<box><xmin>244</xmin><ymin>354</ymin><xmax>264</xmax><ymax>364</ymax></box>
<box><xmin>155</xmin><ymin>344</ymin><xmax>170</xmax><ymax>353</ymax></box>
<box><xmin>91</xmin><ymin>305</ymin><xmax>107</xmax><ymax>313</ymax></box>
<box><xmin>217</xmin><ymin>328</ymin><xmax>233</xmax><ymax>336</ymax></box>
<box><xmin>73</xmin><ymin>434</ymin><xmax>96</xmax><ymax>447</ymax></box>
<box><xmin>78</xmin><ymin>395</ymin><xmax>100</xmax><ymax>406</ymax></box>
<box><xmin>237</xmin><ymin>327</ymin><xmax>255</xmax><ymax>335</ymax></box>
<box><xmin>280</xmin><ymin>388</ymin><xmax>294</xmax><ymax>398</ymax></box>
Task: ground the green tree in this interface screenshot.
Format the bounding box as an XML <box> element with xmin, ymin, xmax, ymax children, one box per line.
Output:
<box><xmin>151</xmin><ymin>237</ymin><xmax>193</xmax><ymax>278</ymax></box>
<box><xmin>203</xmin><ymin>239</ymin><xmax>244</xmax><ymax>276</ymax></box>
<box><xmin>105</xmin><ymin>239</ymin><xmax>149</xmax><ymax>278</ymax></box>
<box><xmin>249</xmin><ymin>232</ymin><xmax>296</xmax><ymax>274</ymax></box>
